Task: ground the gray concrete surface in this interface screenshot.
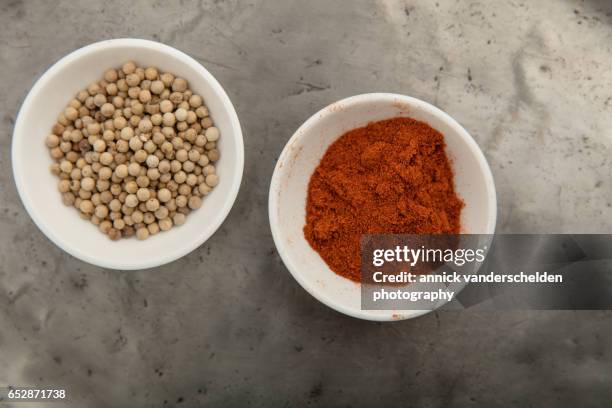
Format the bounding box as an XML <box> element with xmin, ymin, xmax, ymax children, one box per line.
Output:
<box><xmin>1</xmin><ymin>0</ymin><xmax>612</xmax><ymax>406</ymax></box>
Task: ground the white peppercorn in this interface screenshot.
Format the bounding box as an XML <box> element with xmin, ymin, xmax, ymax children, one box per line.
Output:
<box><xmin>93</xmin><ymin>94</ymin><xmax>106</xmax><ymax>107</ymax></box>
<box><xmin>146</xmin><ymin>154</ymin><xmax>159</xmax><ymax>168</ymax></box>
<box><xmin>95</xmin><ymin>205</ymin><xmax>109</xmax><ymax>219</ymax></box>
<box><xmin>80</xmin><ymin>200</ymin><xmax>94</xmax><ymax>214</ymax></box>
<box><xmin>99</xmin><ymin>152</ymin><xmax>113</xmax><ymax>166</ymax></box>
<box><xmin>206</xmin><ymin>174</ymin><xmax>219</xmax><ymax>187</ymax></box>
<box><xmin>125</xmin><ymin>194</ymin><xmax>139</xmax><ymax>208</ymax></box>
<box><xmin>120</xmin><ymin>126</ymin><xmax>134</xmax><ymax>140</ymax></box>
<box><xmin>114</xmin><ymin>116</ymin><xmax>127</xmax><ymax>129</ymax></box>
<box><xmin>143</xmin><ymin>212</ymin><xmax>155</xmax><ymax>224</ymax></box>
<box><xmin>155</xmin><ymin>206</ymin><xmax>169</xmax><ymax>220</ymax></box>
<box><xmin>173</xmin><ymin>213</ymin><xmax>186</xmax><ymax>226</ymax></box>
<box><xmin>136</xmin><ymin>188</ymin><xmax>150</xmax><ymax>202</ymax></box>
<box><xmin>178</xmin><ymin>184</ymin><xmax>191</xmax><ymax>196</ymax></box>
<box><xmin>126</xmin><ymin>73</ymin><xmax>140</xmax><ymax>87</ymax></box>
<box><xmin>101</xmin><ymin>103</ymin><xmax>115</xmax><ymax>118</ymax></box>
<box><xmin>128</xmin><ymin>162</ymin><xmax>141</xmax><ymax>177</ymax></box>
<box><xmin>99</xmin><ymin>220</ymin><xmax>112</xmax><ymax>234</ymax></box>
<box><xmin>145</xmin><ymin>67</ymin><xmax>158</xmax><ymax>80</ymax></box>
<box><xmin>187</xmin><ymin>149</ymin><xmax>200</xmax><ymax>162</ymax></box>
<box><xmin>105</xmin><ymin>227</ymin><xmax>120</xmax><ymax>240</ymax></box>
<box><xmin>104</xmin><ymin>69</ymin><xmax>118</xmax><ymax>83</ymax></box>
<box><xmin>81</xmin><ymin>177</ymin><xmax>95</xmax><ymax>192</ymax></box>
<box><xmin>125</xmin><ymin>181</ymin><xmax>138</xmax><ymax>194</ymax></box>
<box><xmin>122</xmin><ymin>61</ymin><xmax>136</xmax><ymax>75</ymax></box>
<box><xmin>186</xmin><ymin>174</ymin><xmax>198</xmax><ymax>187</ymax></box>
<box><xmin>151</xmin><ymin>80</ymin><xmax>164</xmax><ymax>95</ymax></box>
<box><xmin>201</xmin><ymin>117</ymin><xmax>213</xmax><ymax>128</ymax></box>
<box><xmin>208</xmin><ymin>149</ymin><xmax>220</xmax><ymax>162</ymax></box>
<box><xmin>82</xmin><ymin>165</ymin><xmax>94</xmax><ymax>178</ymax></box>
<box><xmin>172</xmin><ymin>78</ymin><xmax>187</xmax><ymax>92</ymax></box>
<box><xmin>174</xmin><ymin>168</ymin><xmax>189</xmax><ymax>183</ymax></box>
<box><xmin>139</xmin><ymin>89</ymin><xmax>151</xmax><ymax>103</ymax></box>
<box><xmin>160</xmin><ymin>99</ymin><xmax>173</xmax><ymax>113</ymax></box>
<box><xmin>144</xmin><ymin>140</ymin><xmax>157</xmax><ymax>154</ymax></box>
<box><xmin>162</xmin><ymin>112</ymin><xmax>176</xmax><ymax>127</ymax></box>
<box><xmin>182</xmin><ymin>160</ymin><xmax>195</xmax><ymax>173</ymax></box>
<box><xmin>175</xmin><ymin>108</ymin><xmax>188</xmax><ymax>122</ymax></box>
<box><xmin>109</xmin><ymin>199</ymin><xmax>122</xmax><ymax>212</ymax></box>
<box><xmin>97</xmin><ymin>180</ymin><xmax>110</xmax><ymax>191</ymax></box>
<box><xmin>189</xmin><ymin>95</ymin><xmax>203</xmax><ymax>108</ymax></box>
<box><xmin>115</xmin><ymin>164</ymin><xmax>128</xmax><ymax>178</ymax></box>
<box><xmin>157</xmin><ymin>188</ymin><xmax>171</xmax><ymax>203</ymax></box>
<box><xmin>136</xmin><ymin>227</ymin><xmax>149</xmax><ymax>240</ymax></box>
<box><xmin>106</xmin><ymin>83</ymin><xmax>118</xmax><ymax>96</ymax></box>
<box><xmin>127</xmin><ymin>137</ymin><xmax>141</xmax><ymax>152</ymax></box>
<box><xmin>58</xmin><ymin>180</ymin><xmax>70</xmax><ymax>193</ymax></box>
<box><xmin>93</xmin><ymin>139</ymin><xmax>106</xmax><ymax>152</ymax></box>
<box><xmin>148</xmin><ymin>222</ymin><xmax>160</xmax><ymax>235</ymax></box>
<box><xmin>110</xmin><ymin>184</ymin><xmax>122</xmax><ymax>196</ymax></box>
<box><xmin>175</xmin><ymin>149</ymin><xmax>188</xmax><ymax>162</ymax></box>
<box><xmin>205</xmin><ymin>127</ymin><xmax>219</xmax><ymax>142</ymax></box>
<box><xmin>100</xmin><ymin>191</ymin><xmax>113</xmax><ymax>204</ymax></box>
<box><xmin>138</xmin><ymin>118</ymin><xmax>152</xmax><ymax>133</ymax></box>
<box><xmin>159</xmin><ymin>218</ymin><xmax>173</xmax><ymax>231</ymax></box>
<box><xmin>176</xmin><ymin>195</ymin><xmax>187</xmax><ymax>208</ymax></box>
<box><xmin>151</xmin><ymin>113</ymin><xmax>164</xmax><ymax>126</ymax></box>
<box><xmin>188</xmin><ymin>196</ymin><xmax>202</xmax><ymax>210</ymax></box>
<box><xmin>137</xmin><ymin>176</ymin><xmax>150</xmax><ymax>188</ymax></box>
<box><xmin>134</xmin><ymin>149</ymin><xmax>147</xmax><ymax>163</ymax></box>
<box><xmin>46</xmin><ymin>134</ymin><xmax>61</xmax><ymax>148</ymax></box>
<box><xmin>113</xmin><ymin>218</ymin><xmax>125</xmax><ymax>230</ymax></box>
<box><xmin>131</xmin><ymin>210</ymin><xmax>143</xmax><ymax>223</ymax></box>
<box><xmin>195</xmin><ymin>106</ymin><xmax>209</xmax><ymax>118</ymax></box>
<box><xmin>158</xmin><ymin>72</ymin><xmax>172</xmax><ymax>87</ymax></box>
<box><xmin>145</xmin><ymin>198</ymin><xmax>160</xmax><ymax>212</ymax></box>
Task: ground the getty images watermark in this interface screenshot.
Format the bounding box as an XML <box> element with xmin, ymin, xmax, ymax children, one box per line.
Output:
<box><xmin>361</xmin><ymin>234</ymin><xmax>611</xmax><ymax>310</ymax></box>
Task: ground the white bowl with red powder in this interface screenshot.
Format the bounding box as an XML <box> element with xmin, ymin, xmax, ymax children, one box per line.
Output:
<box><xmin>269</xmin><ymin>93</ymin><xmax>496</xmax><ymax>321</ymax></box>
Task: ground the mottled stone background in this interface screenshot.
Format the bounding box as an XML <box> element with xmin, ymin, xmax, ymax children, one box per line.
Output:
<box><xmin>1</xmin><ymin>0</ymin><xmax>612</xmax><ymax>407</ymax></box>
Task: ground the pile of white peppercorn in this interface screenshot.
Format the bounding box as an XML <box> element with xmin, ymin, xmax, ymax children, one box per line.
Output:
<box><xmin>45</xmin><ymin>61</ymin><xmax>220</xmax><ymax>240</ymax></box>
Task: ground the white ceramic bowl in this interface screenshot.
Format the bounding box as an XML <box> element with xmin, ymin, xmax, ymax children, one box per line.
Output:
<box><xmin>269</xmin><ymin>93</ymin><xmax>496</xmax><ymax>321</ymax></box>
<box><xmin>12</xmin><ymin>39</ymin><xmax>244</xmax><ymax>270</ymax></box>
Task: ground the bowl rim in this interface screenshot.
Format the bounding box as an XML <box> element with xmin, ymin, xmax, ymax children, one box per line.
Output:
<box><xmin>268</xmin><ymin>92</ymin><xmax>497</xmax><ymax>321</ymax></box>
<box><xmin>11</xmin><ymin>38</ymin><xmax>244</xmax><ymax>270</ymax></box>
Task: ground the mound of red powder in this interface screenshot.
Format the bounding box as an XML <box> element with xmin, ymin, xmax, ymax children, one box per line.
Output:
<box><xmin>303</xmin><ymin>117</ymin><xmax>463</xmax><ymax>282</ymax></box>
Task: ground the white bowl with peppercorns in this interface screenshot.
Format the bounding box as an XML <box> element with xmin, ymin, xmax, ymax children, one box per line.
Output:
<box><xmin>12</xmin><ymin>39</ymin><xmax>244</xmax><ymax>270</ymax></box>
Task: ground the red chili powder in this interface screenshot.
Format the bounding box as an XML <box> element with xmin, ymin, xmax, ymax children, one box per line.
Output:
<box><xmin>303</xmin><ymin>117</ymin><xmax>463</xmax><ymax>282</ymax></box>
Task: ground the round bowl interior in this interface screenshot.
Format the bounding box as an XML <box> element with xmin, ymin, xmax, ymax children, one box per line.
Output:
<box><xmin>12</xmin><ymin>39</ymin><xmax>244</xmax><ymax>270</ymax></box>
<box><xmin>269</xmin><ymin>93</ymin><xmax>496</xmax><ymax>321</ymax></box>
